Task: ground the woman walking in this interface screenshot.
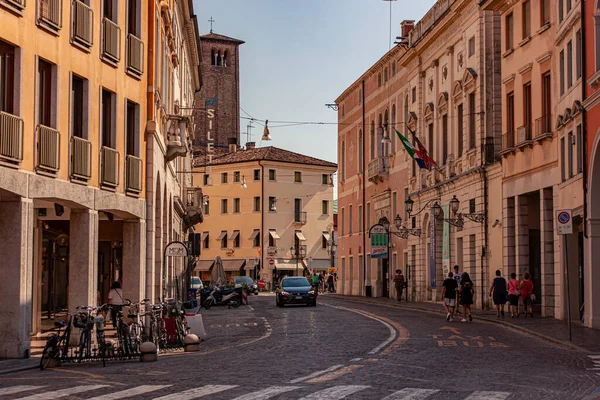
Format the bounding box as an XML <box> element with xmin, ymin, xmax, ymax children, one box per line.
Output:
<box><xmin>521</xmin><ymin>272</ymin><xmax>534</xmax><ymax>317</ymax></box>
<box><xmin>459</xmin><ymin>272</ymin><xmax>474</xmax><ymax>322</ymax></box>
<box><xmin>507</xmin><ymin>272</ymin><xmax>520</xmax><ymax>318</ymax></box>
<box><xmin>489</xmin><ymin>270</ymin><xmax>507</xmax><ymax>318</ymax></box>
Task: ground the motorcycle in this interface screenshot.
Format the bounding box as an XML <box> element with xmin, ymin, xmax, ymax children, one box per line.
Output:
<box><xmin>203</xmin><ymin>287</ymin><xmax>241</xmax><ymax>309</ymax></box>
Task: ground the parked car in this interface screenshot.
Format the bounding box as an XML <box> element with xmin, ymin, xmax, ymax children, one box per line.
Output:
<box><xmin>276</xmin><ymin>277</ymin><xmax>317</xmax><ymax>307</ymax></box>
<box><xmin>234</xmin><ymin>276</ymin><xmax>259</xmax><ymax>295</ymax></box>
<box><xmin>190</xmin><ymin>277</ymin><xmax>204</xmax><ymax>290</ymax></box>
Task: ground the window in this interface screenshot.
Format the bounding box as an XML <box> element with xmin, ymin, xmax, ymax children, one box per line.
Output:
<box><xmin>252</xmin><ymin>230</ymin><xmax>260</xmax><ymax>247</ymax></box>
<box><xmin>233</xmin><ymin>198</ymin><xmax>240</xmax><ymax>213</ymax></box>
<box><xmin>568</xmin><ymin>131</ymin><xmax>574</xmax><ymax>178</ymax></box>
<box><xmin>71</xmin><ymin>75</ymin><xmax>88</xmax><ymax>139</ymax></box>
<box><xmin>103</xmin><ymin>0</ymin><xmax>116</xmax><ymax>22</ymax></box>
<box><xmin>0</xmin><ymin>41</ymin><xmax>15</xmax><ymax>115</ymax></box>
<box><xmin>125</xmin><ymin>100</ymin><xmax>139</xmax><ymax>156</ymax></box>
<box><xmin>560</xmin><ymin>50</ymin><xmax>565</xmax><ymax>95</ymax></box>
<box><xmin>341</xmin><ymin>141</ymin><xmax>345</xmax><ymax>180</ymax></box>
<box><xmin>232</xmin><ymin>231</ymin><xmax>240</xmax><ymax>248</ymax></box>
<box><xmin>202</xmin><ymin>232</ymin><xmax>209</xmax><ymax>249</ymax></box>
<box><xmin>366</xmin><ymin>202</ymin><xmax>371</xmax><ymax>231</ymax></box>
<box><xmin>358</xmin><ymin>204</ymin><xmax>363</xmax><ymax>232</ymax></box>
<box><xmin>567</xmin><ymin>0</ymin><xmax>572</xmax><ymax>13</ymax></box>
<box><xmin>221</xmin><ymin>172</ymin><xmax>228</xmax><ymax>184</ymax></box>
<box><xmin>468</xmin><ymin>36</ymin><xmax>475</xmax><ymax>57</ymax></box>
<box><xmin>561</xmin><ymin>137</ymin><xmax>566</xmax><ymax>182</ymax></box>
<box><xmin>349</xmin><ymin>205</ymin><xmax>353</xmax><ymax>235</ymax></box>
<box><xmin>294</xmin><ymin>171</ymin><xmax>302</xmax><ymax>183</ymax></box>
<box><xmin>221</xmin><ymin>199</ymin><xmax>228</xmax><ymax>214</ymax></box>
<box><xmin>412</xmin><ymin>87</ymin><xmax>416</xmax><ymax>103</ymax></box>
<box><xmin>505</xmin><ymin>13</ymin><xmax>514</xmax><ymax>51</ymax></box>
<box><xmin>442</xmin><ymin>115</ymin><xmax>448</xmax><ymax>164</ymax></box>
<box><xmin>391</xmin><ymin>105</ymin><xmax>397</xmax><ymax>153</ymax></box>
<box><xmin>542</xmin><ymin>73</ymin><xmax>551</xmax><ymax>130</ymax></box>
<box><xmin>322</xmin><ymin>174</ymin><xmax>328</xmax><ymax>185</ymax></box>
<box><xmin>38</xmin><ymin>59</ymin><xmax>55</xmax><ymax>129</ymax></box>
<box><xmin>269</xmin><ymin>196</ymin><xmax>276</xmax><ymax>211</ymax></box>
<box><xmin>523</xmin><ymin>83</ymin><xmax>532</xmax><ymax>137</ymax></box>
<box><xmin>127</xmin><ymin>0</ymin><xmax>140</xmax><ymax>36</ymax></box>
<box><xmin>322</xmin><ymin>232</ymin><xmax>328</xmax><ymax>249</ymax></box>
<box><xmin>457</xmin><ymin>104</ymin><xmax>464</xmax><ymax>157</ymax></box>
<box><xmin>428</xmin><ymin>123</ymin><xmax>434</xmax><ymax>159</ymax></box>
<box><xmin>567</xmin><ymin>41</ymin><xmax>573</xmax><ymax>88</ymax></box>
<box><xmin>358</xmin><ymin>88</ymin><xmax>362</xmax><ymax>103</ymax></box>
<box><xmin>392</xmin><ymin>192</ymin><xmax>397</xmax><ymax>219</ymax></box>
<box><xmin>507</xmin><ymin>92</ymin><xmax>515</xmax><ymax>139</ymax></box>
<box><xmin>358</xmin><ymin>129</ymin><xmax>363</xmax><ymax>172</ymax></box>
<box><xmin>268</xmin><ymin>229</ymin><xmax>277</xmax><ymax>247</ymax></box>
<box><xmin>559</xmin><ymin>0</ymin><xmax>564</xmax><ymax>22</ymax></box>
<box><xmin>341</xmin><ymin>208</ymin><xmax>345</xmax><ymax>235</ymax></box>
<box><xmin>384</xmin><ymin>67</ymin><xmax>388</xmax><ymax>82</ymax></box>
<box><xmin>370</xmin><ymin>121</ymin><xmax>375</xmax><ymax>160</ymax></box>
<box><xmin>404</xmin><ymin>188</ymin><xmax>409</xmax><ymax>221</ymax></box>
<box><xmin>469</xmin><ymin>93</ymin><xmax>476</xmax><ymax>149</ymax></box>
<box><xmin>541</xmin><ymin>0</ymin><xmax>550</xmax><ymax>26</ymax></box>
<box><xmin>268</xmin><ymin>169</ymin><xmax>276</xmax><ymax>181</ymax></box>
<box><xmin>203</xmin><ymin>199</ymin><xmax>209</xmax><ymax>215</ymax></box>
<box><xmin>576</xmin><ymin>30</ymin><xmax>582</xmax><ymax>79</ymax></box>
<box><xmin>294</xmin><ymin>198</ymin><xmax>302</xmax><ymax>222</ymax></box>
<box><xmin>233</xmin><ymin>171</ymin><xmax>240</xmax><ymax>182</ymax></box>
<box><xmin>392</xmin><ymin>62</ymin><xmax>396</xmax><ymax>76</ymax></box>
<box><xmin>254</xmin><ymin>196</ymin><xmax>261</xmax><ymax>212</ymax></box>
<box><xmin>469</xmin><ymin>199</ymin><xmax>476</xmax><ymax>214</ymax></box>
<box><xmin>219</xmin><ymin>231</ymin><xmax>227</xmax><ymax>249</ymax></box>
<box><xmin>101</xmin><ymin>88</ymin><xmax>116</xmax><ymax>148</ymax></box>
<box><xmin>203</xmin><ymin>174</ymin><xmax>210</xmax><ymax>186</ymax></box>
<box><xmin>378</xmin><ymin>73</ymin><xmax>382</xmax><ymax>87</ymax></box>
<box><xmin>522</xmin><ymin>0</ymin><xmax>530</xmax><ymax>39</ymax></box>
<box><xmin>577</xmin><ymin>125</ymin><xmax>583</xmax><ymax>173</ymax></box>
<box><xmin>253</xmin><ymin>169</ymin><xmax>260</xmax><ymax>180</ymax></box>
<box><xmin>322</xmin><ymin>200</ymin><xmax>329</xmax><ymax>215</ymax></box>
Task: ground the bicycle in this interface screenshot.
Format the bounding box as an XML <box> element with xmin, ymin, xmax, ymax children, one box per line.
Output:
<box><xmin>40</xmin><ymin>313</ymin><xmax>75</xmax><ymax>370</ymax></box>
<box><xmin>75</xmin><ymin>305</ymin><xmax>108</xmax><ymax>365</ymax></box>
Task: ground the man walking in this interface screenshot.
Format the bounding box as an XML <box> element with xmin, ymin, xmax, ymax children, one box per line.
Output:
<box><xmin>452</xmin><ymin>265</ymin><xmax>462</xmax><ymax>315</ymax></box>
<box><xmin>393</xmin><ymin>270</ymin><xmax>405</xmax><ymax>302</ymax></box>
<box><xmin>441</xmin><ymin>271</ymin><xmax>458</xmax><ymax>321</ymax></box>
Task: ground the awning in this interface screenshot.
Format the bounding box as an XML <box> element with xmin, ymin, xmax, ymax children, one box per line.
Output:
<box><xmin>269</xmin><ymin>230</ymin><xmax>280</xmax><ymax>239</ymax></box>
<box><xmin>194</xmin><ymin>260</ymin><xmax>215</xmax><ymax>271</ymax></box>
<box><xmin>322</xmin><ymin>232</ymin><xmax>331</xmax><ymax>241</ymax></box>
<box><xmin>274</xmin><ymin>259</ymin><xmax>305</xmax><ymax>271</ymax></box>
<box><xmin>295</xmin><ymin>231</ymin><xmax>306</xmax><ymax>241</ymax></box>
<box><xmin>222</xmin><ymin>259</ymin><xmax>247</xmax><ymax>271</ymax></box>
<box><xmin>229</xmin><ymin>231</ymin><xmax>239</xmax><ymax>241</ymax></box>
<box><xmin>308</xmin><ymin>259</ymin><xmax>331</xmax><ymax>270</ymax></box>
<box><xmin>216</xmin><ymin>231</ymin><xmax>227</xmax><ymax>240</ymax></box>
<box><xmin>249</xmin><ymin>230</ymin><xmax>260</xmax><ymax>240</ymax></box>
<box><xmin>201</xmin><ymin>232</ymin><xmax>209</xmax><ymax>241</ymax></box>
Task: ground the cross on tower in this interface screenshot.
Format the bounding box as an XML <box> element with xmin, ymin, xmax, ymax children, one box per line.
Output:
<box><xmin>208</xmin><ymin>16</ymin><xmax>215</xmax><ymax>33</ymax></box>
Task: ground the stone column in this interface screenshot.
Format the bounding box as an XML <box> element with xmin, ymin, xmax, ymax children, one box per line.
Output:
<box><xmin>68</xmin><ymin>210</ymin><xmax>98</xmax><ymax>312</ymax></box>
<box><xmin>503</xmin><ymin>197</ymin><xmax>516</xmax><ymax>277</ymax></box>
<box><xmin>515</xmin><ymin>195</ymin><xmax>529</xmax><ymax>277</ymax></box>
<box><xmin>540</xmin><ymin>188</ymin><xmax>555</xmax><ymax>317</ymax></box>
<box><xmin>123</xmin><ymin>219</ymin><xmax>146</xmax><ymax>303</ymax></box>
<box><xmin>0</xmin><ymin>199</ymin><xmax>34</xmax><ymax>359</ymax></box>
<box><xmin>586</xmin><ymin>217</ymin><xmax>600</xmax><ymax>328</ymax></box>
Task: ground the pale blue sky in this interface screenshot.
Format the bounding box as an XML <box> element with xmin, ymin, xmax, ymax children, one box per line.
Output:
<box><xmin>192</xmin><ymin>0</ymin><xmax>436</xmax><ymax>165</ymax></box>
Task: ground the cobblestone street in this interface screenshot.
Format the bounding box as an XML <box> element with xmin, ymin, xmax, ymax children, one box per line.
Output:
<box><xmin>1</xmin><ymin>295</ymin><xmax>600</xmax><ymax>399</ymax></box>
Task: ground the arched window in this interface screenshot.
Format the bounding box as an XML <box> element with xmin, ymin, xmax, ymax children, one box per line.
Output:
<box><xmin>341</xmin><ymin>140</ymin><xmax>346</xmax><ymax>180</ymax></box>
<box><xmin>384</xmin><ymin>67</ymin><xmax>388</xmax><ymax>82</ymax></box>
<box><xmin>370</xmin><ymin>120</ymin><xmax>375</xmax><ymax>160</ymax></box>
<box><xmin>358</xmin><ymin>128</ymin><xmax>363</xmax><ymax>173</ymax></box>
<box><xmin>211</xmin><ymin>49</ymin><xmax>216</xmax><ymax>65</ymax></box>
<box><xmin>391</xmin><ymin>104</ymin><xmax>396</xmax><ymax>153</ymax></box>
<box><xmin>383</xmin><ymin>109</ymin><xmax>389</xmax><ymax>157</ymax></box>
<box><xmin>223</xmin><ymin>50</ymin><xmax>228</xmax><ymax>67</ymax></box>
<box><xmin>217</xmin><ymin>51</ymin><xmax>222</xmax><ymax>66</ymax></box>
<box><xmin>378</xmin><ymin>73</ymin><xmax>382</xmax><ymax>88</ymax></box>
<box><xmin>378</xmin><ymin>113</ymin><xmax>383</xmax><ymax>157</ymax></box>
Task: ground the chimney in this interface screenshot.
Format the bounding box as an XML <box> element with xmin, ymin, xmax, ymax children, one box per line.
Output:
<box><xmin>246</xmin><ymin>142</ymin><xmax>256</xmax><ymax>150</ymax></box>
<box><xmin>228</xmin><ymin>137</ymin><xmax>237</xmax><ymax>153</ymax></box>
<box><xmin>401</xmin><ymin>20</ymin><xmax>415</xmax><ymax>38</ymax></box>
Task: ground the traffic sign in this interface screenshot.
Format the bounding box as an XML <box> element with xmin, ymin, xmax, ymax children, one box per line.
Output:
<box><xmin>556</xmin><ymin>209</ymin><xmax>573</xmax><ymax>235</ymax></box>
<box><xmin>268</xmin><ymin>259</ymin><xmax>275</xmax><ymax>266</ymax></box>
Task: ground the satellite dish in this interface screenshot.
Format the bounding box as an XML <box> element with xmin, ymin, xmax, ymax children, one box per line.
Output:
<box><xmin>57</xmin><ymin>234</ymin><xmax>69</xmax><ymax>247</ymax></box>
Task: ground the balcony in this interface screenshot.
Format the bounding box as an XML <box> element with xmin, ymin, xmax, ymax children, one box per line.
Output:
<box><xmin>535</xmin><ymin>115</ymin><xmax>553</xmax><ymax>142</ymax></box>
<box><xmin>125</xmin><ymin>154</ymin><xmax>142</xmax><ymax>194</ymax></box>
<box><xmin>501</xmin><ymin>131</ymin><xmax>515</xmax><ymax>156</ymax></box>
<box><xmin>292</xmin><ymin>245</ymin><xmax>307</xmax><ymax>258</ymax></box>
<box><xmin>516</xmin><ymin>124</ymin><xmax>533</xmax><ymax>150</ymax></box>
<box><xmin>36</xmin><ymin>125</ymin><xmax>60</xmax><ymax>174</ymax></box>
<box><xmin>182</xmin><ymin>187</ymin><xmax>204</xmax><ymax>230</ymax></box>
<box><xmin>38</xmin><ymin>0</ymin><xmax>62</xmax><ymax>31</ymax></box>
<box><xmin>100</xmin><ymin>146</ymin><xmax>119</xmax><ymax>188</ymax></box>
<box><xmin>367</xmin><ymin>156</ymin><xmax>389</xmax><ymax>183</ymax></box>
<box><xmin>0</xmin><ymin>111</ymin><xmax>24</xmax><ymax>166</ymax></box>
<box><xmin>294</xmin><ymin>211</ymin><xmax>307</xmax><ymax>225</ymax></box>
<box><xmin>126</xmin><ymin>33</ymin><xmax>144</xmax><ymax>76</ymax></box>
<box><xmin>483</xmin><ymin>136</ymin><xmax>500</xmax><ymax>165</ymax></box>
<box><xmin>102</xmin><ymin>17</ymin><xmax>121</xmax><ymax>63</ymax></box>
<box><xmin>1</xmin><ymin>0</ymin><xmax>26</xmax><ymax>12</ymax></box>
<box><xmin>71</xmin><ymin>0</ymin><xmax>93</xmax><ymax>48</ymax></box>
<box><xmin>71</xmin><ymin>136</ymin><xmax>91</xmax><ymax>181</ymax></box>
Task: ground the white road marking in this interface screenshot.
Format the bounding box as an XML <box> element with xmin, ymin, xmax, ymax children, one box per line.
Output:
<box><xmin>0</xmin><ymin>386</ymin><xmax>45</xmax><ymax>396</ymax></box>
<box><xmin>589</xmin><ymin>355</ymin><xmax>600</xmax><ymax>359</ymax></box>
<box><xmin>350</xmin><ymin>358</ymin><xmax>362</xmax><ymax>362</ymax></box>
<box><xmin>153</xmin><ymin>385</ymin><xmax>237</xmax><ymax>400</ymax></box>
<box><xmin>382</xmin><ymin>388</ymin><xmax>440</xmax><ymax>399</ymax></box>
<box><xmin>88</xmin><ymin>385</ymin><xmax>171</xmax><ymax>400</ymax></box>
<box><xmin>247</xmin><ymin>306</ymin><xmax>255</xmax><ymax>311</ymax></box>
<box><xmin>464</xmin><ymin>391</ymin><xmax>511</xmax><ymax>400</ymax></box>
<box><xmin>231</xmin><ymin>386</ymin><xmax>300</xmax><ymax>400</ymax></box>
<box><xmin>299</xmin><ymin>385</ymin><xmax>369</xmax><ymax>399</ymax></box>
<box><xmin>289</xmin><ymin>364</ymin><xmax>345</xmax><ymax>383</ymax></box>
<box><xmin>15</xmin><ymin>384</ymin><xmax>109</xmax><ymax>400</ymax></box>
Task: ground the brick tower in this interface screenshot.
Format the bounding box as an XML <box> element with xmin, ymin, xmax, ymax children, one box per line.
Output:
<box><xmin>193</xmin><ymin>31</ymin><xmax>244</xmax><ymax>152</ymax></box>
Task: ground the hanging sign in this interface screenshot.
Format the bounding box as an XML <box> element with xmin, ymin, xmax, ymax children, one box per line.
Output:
<box><xmin>166</xmin><ymin>242</ymin><xmax>188</xmax><ymax>257</ymax></box>
<box><xmin>369</xmin><ymin>224</ymin><xmax>388</xmax><ymax>259</ymax></box>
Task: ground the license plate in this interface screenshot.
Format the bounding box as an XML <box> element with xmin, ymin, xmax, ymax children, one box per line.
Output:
<box><xmin>295</xmin><ymin>296</ymin><xmax>303</xmax><ymax>300</ymax></box>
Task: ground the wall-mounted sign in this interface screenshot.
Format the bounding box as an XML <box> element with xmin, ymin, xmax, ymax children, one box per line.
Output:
<box><xmin>556</xmin><ymin>209</ymin><xmax>573</xmax><ymax>235</ymax></box>
<box><xmin>166</xmin><ymin>242</ymin><xmax>187</xmax><ymax>257</ymax></box>
<box><xmin>369</xmin><ymin>224</ymin><xmax>388</xmax><ymax>259</ymax></box>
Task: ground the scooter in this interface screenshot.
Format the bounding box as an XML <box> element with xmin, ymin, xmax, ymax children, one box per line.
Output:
<box><xmin>203</xmin><ymin>287</ymin><xmax>241</xmax><ymax>309</ymax></box>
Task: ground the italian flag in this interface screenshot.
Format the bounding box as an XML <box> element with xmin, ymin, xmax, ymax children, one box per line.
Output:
<box><xmin>396</xmin><ymin>130</ymin><xmax>427</xmax><ymax>169</ymax></box>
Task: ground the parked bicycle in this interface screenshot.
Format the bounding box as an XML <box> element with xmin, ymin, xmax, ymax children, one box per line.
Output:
<box><xmin>40</xmin><ymin>312</ymin><xmax>75</xmax><ymax>370</ymax></box>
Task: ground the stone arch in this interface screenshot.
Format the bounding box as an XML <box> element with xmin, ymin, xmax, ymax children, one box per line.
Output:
<box><xmin>154</xmin><ymin>175</ymin><xmax>162</xmax><ymax>299</ymax></box>
<box><xmin>452</xmin><ymin>80</ymin><xmax>463</xmax><ymax>102</ymax></box>
<box><xmin>585</xmin><ymin>128</ymin><xmax>600</xmax><ymax>328</ymax></box>
<box><xmin>407</xmin><ymin>112</ymin><xmax>418</xmax><ymax>131</ymax></box>
<box><xmin>462</xmin><ymin>68</ymin><xmax>478</xmax><ymax>92</ymax></box>
<box><xmin>424</xmin><ymin>102</ymin><xmax>434</xmax><ymax>120</ymax></box>
<box><xmin>437</xmin><ymin>92</ymin><xmax>449</xmax><ymax>115</ymax></box>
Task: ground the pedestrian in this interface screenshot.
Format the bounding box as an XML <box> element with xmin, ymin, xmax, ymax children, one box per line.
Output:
<box><xmin>521</xmin><ymin>272</ymin><xmax>534</xmax><ymax>317</ymax></box>
<box><xmin>489</xmin><ymin>270</ymin><xmax>507</xmax><ymax>318</ymax></box>
<box><xmin>452</xmin><ymin>265</ymin><xmax>462</xmax><ymax>315</ymax></box>
<box><xmin>107</xmin><ymin>281</ymin><xmax>123</xmax><ymax>327</ymax></box>
<box><xmin>318</xmin><ymin>273</ymin><xmax>325</xmax><ymax>293</ymax></box>
<box><xmin>507</xmin><ymin>272</ymin><xmax>521</xmax><ymax>318</ymax></box>
<box><xmin>393</xmin><ymin>270</ymin><xmax>405</xmax><ymax>302</ymax></box>
<box><xmin>327</xmin><ymin>273</ymin><xmax>334</xmax><ymax>292</ymax></box>
<box><xmin>459</xmin><ymin>272</ymin><xmax>474</xmax><ymax>322</ymax></box>
<box><xmin>311</xmin><ymin>272</ymin><xmax>319</xmax><ymax>290</ymax></box>
<box><xmin>441</xmin><ymin>271</ymin><xmax>458</xmax><ymax>321</ymax></box>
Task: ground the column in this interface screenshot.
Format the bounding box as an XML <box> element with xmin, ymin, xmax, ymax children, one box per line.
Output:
<box><xmin>0</xmin><ymin>199</ymin><xmax>34</xmax><ymax>359</ymax></box>
<box><xmin>585</xmin><ymin>217</ymin><xmax>600</xmax><ymax>328</ymax></box>
<box><xmin>515</xmin><ymin>195</ymin><xmax>529</xmax><ymax>277</ymax></box>
<box><xmin>68</xmin><ymin>210</ymin><xmax>98</xmax><ymax>312</ymax></box>
<box><xmin>503</xmin><ymin>197</ymin><xmax>516</xmax><ymax>277</ymax></box>
<box><xmin>540</xmin><ymin>188</ymin><xmax>555</xmax><ymax>317</ymax></box>
<box><xmin>123</xmin><ymin>219</ymin><xmax>146</xmax><ymax>303</ymax></box>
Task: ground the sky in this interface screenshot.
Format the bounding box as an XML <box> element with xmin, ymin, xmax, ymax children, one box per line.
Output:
<box><xmin>192</xmin><ymin>0</ymin><xmax>437</xmax><ymax>166</ymax></box>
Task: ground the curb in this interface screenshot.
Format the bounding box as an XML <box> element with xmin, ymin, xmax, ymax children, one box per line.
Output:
<box><xmin>327</xmin><ymin>295</ymin><xmax>584</xmax><ymax>352</ymax></box>
<box><xmin>0</xmin><ymin>364</ymin><xmax>38</xmax><ymax>375</ymax></box>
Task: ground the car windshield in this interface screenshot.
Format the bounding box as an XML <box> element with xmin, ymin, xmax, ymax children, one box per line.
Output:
<box><xmin>235</xmin><ymin>277</ymin><xmax>254</xmax><ymax>284</ymax></box>
<box><xmin>282</xmin><ymin>277</ymin><xmax>310</xmax><ymax>287</ymax></box>
<box><xmin>191</xmin><ymin>277</ymin><xmax>201</xmax><ymax>284</ymax></box>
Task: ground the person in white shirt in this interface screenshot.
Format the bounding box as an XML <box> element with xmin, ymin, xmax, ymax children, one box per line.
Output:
<box><xmin>107</xmin><ymin>281</ymin><xmax>123</xmax><ymax>327</ymax></box>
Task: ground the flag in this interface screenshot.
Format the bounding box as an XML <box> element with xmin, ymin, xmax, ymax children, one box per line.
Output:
<box><xmin>396</xmin><ymin>130</ymin><xmax>427</xmax><ymax>169</ymax></box>
<box><xmin>409</xmin><ymin>130</ymin><xmax>438</xmax><ymax>170</ymax></box>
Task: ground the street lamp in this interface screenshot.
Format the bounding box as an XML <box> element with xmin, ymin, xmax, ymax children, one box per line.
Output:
<box><xmin>262</xmin><ymin>120</ymin><xmax>272</xmax><ymax>141</ymax></box>
<box><xmin>270</xmin><ymin>198</ymin><xmax>277</xmax><ymax>212</ymax></box>
<box><xmin>380</xmin><ymin>123</ymin><xmax>391</xmax><ymax>145</ymax></box>
<box><xmin>241</xmin><ymin>176</ymin><xmax>247</xmax><ymax>189</ymax></box>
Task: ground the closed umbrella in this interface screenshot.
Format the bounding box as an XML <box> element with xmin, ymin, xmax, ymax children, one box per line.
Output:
<box><xmin>211</xmin><ymin>256</ymin><xmax>226</xmax><ymax>287</ymax></box>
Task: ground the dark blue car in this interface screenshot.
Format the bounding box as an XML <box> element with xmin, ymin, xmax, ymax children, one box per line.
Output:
<box><xmin>276</xmin><ymin>277</ymin><xmax>317</xmax><ymax>307</ymax></box>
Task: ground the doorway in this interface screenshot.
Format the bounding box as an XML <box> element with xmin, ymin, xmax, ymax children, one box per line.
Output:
<box><xmin>382</xmin><ymin>258</ymin><xmax>389</xmax><ymax>298</ymax></box>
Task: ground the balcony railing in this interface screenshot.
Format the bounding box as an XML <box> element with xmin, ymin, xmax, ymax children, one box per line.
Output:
<box><xmin>501</xmin><ymin>131</ymin><xmax>515</xmax><ymax>154</ymax></box>
<box><xmin>102</xmin><ymin>17</ymin><xmax>121</xmax><ymax>63</ymax></box>
<box><xmin>101</xmin><ymin>146</ymin><xmax>119</xmax><ymax>188</ymax></box>
<box><xmin>292</xmin><ymin>245</ymin><xmax>307</xmax><ymax>258</ymax></box>
<box><xmin>72</xmin><ymin>0</ymin><xmax>93</xmax><ymax>47</ymax></box>
<box><xmin>367</xmin><ymin>156</ymin><xmax>389</xmax><ymax>183</ymax></box>
<box><xmin>2</xmin><ymin>0</ymin><xmax>26</xmax><ymax>10</ymax></box>
<box><xmin>126</xmin><ymin>33</ymin><xmax>144</xmax><ymax>75</ymax></box>
<box><xmin>535</xmin><ymin>115</ymin><xmax>553</xmax><ymax>140</ymax></box>
<box><xmin>483</xmin><ymin>136</ymin><xmax>500</xmax><ymax>165</ymax></box>
<box><xmin>36</xmin><ymin>125</ymin><xmax>60</xmax><ymax>173</ymax></box>
<box><xmin>126</xmin><ymin>154</ymin><xmax>142</xmax><ymax>193</ymax></box>
<box><xmin>38</xmin><ymin>0</ymin><xmax>62</xmax><ymax>30</ymax></box>
<box><xmin>71</xmin><ymin>136</ymin><xmax>91</xmax><ymax>180</ymax></box>
<box><xmin>294</xmin><ymin>211</ymin><xmax>307</xmax><ymax>224</ymax></box>
<box><xmin>0</xmin><ymin>111</ymin><xmax>24</xmax><ymax>164</ymax></box>
<box><xmin>516</xmin><ymin>124</ymin><xmax>533</xmax><ymax>148</ymax></box>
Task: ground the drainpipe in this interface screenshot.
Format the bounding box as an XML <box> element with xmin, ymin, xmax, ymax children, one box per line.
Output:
<box><xmin>582</xmin><ymin>0</ymin><xmax>589</xmax><ymax>240</ymax></box>
<box><xmin>145</xmin><ymin>3</ymin><xmax>156</xmax><ymax>301</ymax></box>
<box><xmin>482</xmin><ymin>167</ymin><xmax>488</xmax><ymax>310</ymax></box>
<box><xmin>362</xmin><ymin>79</ymin><xmax>367</xmax><ymax>296</ymax></box>
<box><xmin>260</xmin><ymin>161</ymin><xmax>265</xmax><ymax>283</ymax></box>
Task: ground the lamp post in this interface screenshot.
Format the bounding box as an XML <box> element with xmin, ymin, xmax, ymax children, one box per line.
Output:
<box><xmin>327</xmin><ymin>232</ymin><xmax>337</xmax><ymax>271</ymax></box>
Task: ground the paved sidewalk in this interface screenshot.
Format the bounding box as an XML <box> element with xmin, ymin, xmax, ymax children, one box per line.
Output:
<box><xmin>329</xmin><ymin>294</ymin><xmax>600</xmax><ymax>352</ymax></box>
<box><xmin>0</xmin><ymin>357</ymin><xmax>39</xmax><ymax>375</ymax></box>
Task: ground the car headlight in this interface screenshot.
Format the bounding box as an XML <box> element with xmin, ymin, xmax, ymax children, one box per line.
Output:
<box><xmin>308</xmin><ymin>290</ymin><xmax>315</xmax><ymax>295</ymax></box>
<box><xmin>280</xmin><ymin>291</ymin><xmax>289</xmax><ymax>296</ymax></box>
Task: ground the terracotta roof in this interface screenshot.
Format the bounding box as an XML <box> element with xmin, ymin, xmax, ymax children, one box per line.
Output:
<box><xmin>201</xmin><ymin>32</ymin><xmax>245</xmax><ymax>44</ymax></box>
<box><xmin>193</xmin><ymin>146</ymin><xmax>337</xmax><ymax>169</ymax></box>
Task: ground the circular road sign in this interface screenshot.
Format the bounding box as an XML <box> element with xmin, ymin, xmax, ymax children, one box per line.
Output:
<box><xmin>268</xmin><ymin>259</ymin><xmax>275</xmax><ymax>266</ymax></box>
<box><xmin>558</xmin><ymin>211</ymin><xmax>570</xmax><ymax>224</ymax></box>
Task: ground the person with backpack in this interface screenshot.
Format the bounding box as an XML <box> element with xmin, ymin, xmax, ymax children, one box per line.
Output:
<box><xmin>393</xmin><ymin>270</ymin><xmax>405</xmax><ymax>302</ymax></box>
<box><xmin>459</xmin><ymin>272</ymin><xmax>474</xmax><ymax>322</ymax></box>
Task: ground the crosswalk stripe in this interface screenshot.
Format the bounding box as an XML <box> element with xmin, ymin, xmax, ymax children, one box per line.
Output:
<box><xmin>464</xmin><ymin>391</ymin><xmax>511</xmax><ymax>400</ymax></box>
<box><xmin>299</xmin><ymin>385</ymin><xmax>370</xmax><ymax>399</ymax></box>
<box><xmin>88</xmin><ymin>385</ymin><xmax>171</xmax><ymax>400</ymax></box>
<box><xmin>15</xmin><ymin>384</ymin><xmax>109</xmax><ymax>400</ymax></box>
<box><xmin>290</xmin><ymin>365</ymin><xmax>345</xmax><ymax>383</ymax></box>
<box><xmin>153</xmin><ymin>385</ymin><xmax>238</xmax><ymax>400</ymax></box>
<box><xmin>0</xmin><ymin>386</ymin><xmax>45</xmax><ymax>396</ymax></box>
<box><xmin>231</xmin><ymin>386</ymin><xmax>300</xmax><ymax>400</ymax></box>
<box><xmin>382</xmin><ymin>388</ymin><xmax>440</xmax><ymax>399</ymax></box>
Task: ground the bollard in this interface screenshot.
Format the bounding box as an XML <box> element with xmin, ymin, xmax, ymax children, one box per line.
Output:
<box><xmin>139</xmin><ymin>342</ymin><xmax>158</xmax><ymax>362</ymax></box>
<box><xmin>183</xmin><ymin>334</ymin><xmax>200</xmax><ymax>352</ymax></box>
